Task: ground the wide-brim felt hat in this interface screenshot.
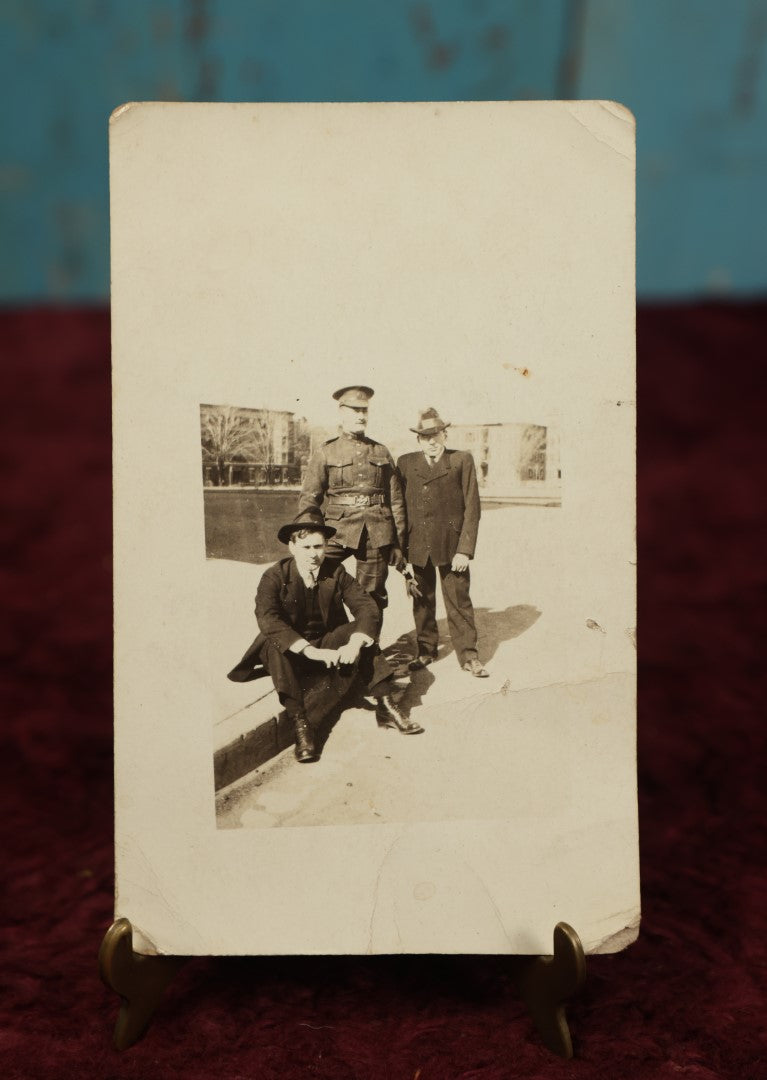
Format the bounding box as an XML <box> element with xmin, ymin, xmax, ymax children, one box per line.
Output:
<box><xmin>410</xmin><ymin>407</ymin><xmax>450</xmax><ymax>435</ymax></box>
<box><xmin>277</xmin><ymin>507</ymin><xmax>337</xmax><ymax>545</ymax></box>
<box><xmin>333</xmin><ymin>385</ymin><xmax>374</xmax><ymax>406</ymax></box>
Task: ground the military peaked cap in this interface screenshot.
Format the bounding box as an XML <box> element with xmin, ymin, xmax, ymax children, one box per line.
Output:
<box><xmin>333</xmin><ymin>385</ymin><xmax>374</xmax><ymax>407</ymax></box>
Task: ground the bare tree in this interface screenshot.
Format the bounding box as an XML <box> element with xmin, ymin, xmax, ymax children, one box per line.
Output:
<box><xmin>200</xmin><ymin>405</ymin><xmax>258</xmax><ymax>486</ymax></box>
<box><xmin>293</xmin><ymin>417</ymin><xmax>312</xmax><ymax>469</ymax></box>
<box><xmin>251</xmin><ymin>409</ymin><xmax>278</xmax><ymax>482</ymax></box>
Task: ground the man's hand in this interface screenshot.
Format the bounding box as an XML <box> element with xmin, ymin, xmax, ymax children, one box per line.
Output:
<box><xmin>401</xmin><ymin>563</ymin><xmax>423</xmax><ymax>600</ymax></box>
<box><xmin>336</xmin><ymin>639</ymin><xmax>363</xmax><ymax>665</ymax></box>
<box><xmin>337</xmin><ymin>632</ymin><xmax>373</xmax><ymax>665</ymax></box>
<box><xmin>388</xmin><ymin>546</ymin><xmax>406</xmax><ymax>572</ymax></box>
<box><xmin>304</xmin><ymin>646</ymin><xmax>341</xmax><ymax>668</ymax></box>
<box><xmin>451</xmin><ymin>553</ymin><xmax>470</xmax><ymax>573</ymax></box>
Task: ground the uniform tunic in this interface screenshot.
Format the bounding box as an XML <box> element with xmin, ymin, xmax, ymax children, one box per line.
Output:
<box><xmin>299</xmin><ymin>431</ymin><xmax>406</xmax><ymax>610</ymax></box>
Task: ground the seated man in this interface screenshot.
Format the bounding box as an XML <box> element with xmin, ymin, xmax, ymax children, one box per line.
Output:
<box><xmin>228</xmin><ymin>507</ymin><xmax>423</xmax><ymax>763</ymax></box>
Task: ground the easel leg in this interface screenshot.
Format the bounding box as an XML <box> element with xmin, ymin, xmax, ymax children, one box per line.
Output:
<box><xmin>98</xmin><ymin>918</ymin><xmax>185</xmax><ymax>1050</ymax></box>
<box><xmin>97</xmin><ymin>919</ymin><xmax>585</xmax><ymax>1056</ymax></box>
<box><xmin>514</xmin><ymin>922</ymin><xmax>587</xmax><ymax>1058</ymax></box>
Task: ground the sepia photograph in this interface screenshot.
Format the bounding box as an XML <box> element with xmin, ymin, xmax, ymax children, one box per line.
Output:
<box><xmin>6</xmin><ymin>1</ymin><xmax>764</xmax><ymax>1069</ymax></box>
<box><xmin>203</xmin><ymin>391</ymin><xmax>564</xmax><ymax>830</ymax></box>
<box><xmin>111</xmin><ymin>100</ymin><xmax>638</xmax><ymax>957</ymax></box>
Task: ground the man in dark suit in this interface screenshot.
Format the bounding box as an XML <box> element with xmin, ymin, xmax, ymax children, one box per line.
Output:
<box><xmin>298</xmin><ymin>385</ymin><xmax>406</xmax><ymax>613</ymax></box>
<box><xmin>228</xmin><ymin>507</ymin><xmax>423</xmax><ymax>762</ymax></box>
<box><xmin>397</xmin><ymin>408</ymin><xmax>489</xmax><ymax>678</ymax></box>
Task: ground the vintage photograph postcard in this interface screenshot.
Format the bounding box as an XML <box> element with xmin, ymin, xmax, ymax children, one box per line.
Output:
<box><xmin>111</xmin><ymin>100</ymin><xmax>638</xmax><ymax>956</ymax></box>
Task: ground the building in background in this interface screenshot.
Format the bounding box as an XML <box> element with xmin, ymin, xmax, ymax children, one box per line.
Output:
<box><xmin>449</xmin><ymin>423</ymin><xmax>561</xmax><ymax>505</ymax></box>
<box><xmin>200</xmin><ymin>405</ymin><xmax>561</xmax><ymax>500</ymax></box>
<box><xmin>200</xmin><ymin>404</ymin><xmax>311</xmax><ymax>487</ymax></box>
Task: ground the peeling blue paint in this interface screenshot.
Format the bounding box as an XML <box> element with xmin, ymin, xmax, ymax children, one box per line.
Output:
<box><xmin>0</xmin><ymin>0</ymin><xmax>765</xmax><ymax>300</ymax></box>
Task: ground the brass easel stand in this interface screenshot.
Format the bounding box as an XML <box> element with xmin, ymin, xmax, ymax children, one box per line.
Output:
<box><xmin>512</xmin><ymin>922</ymin><xmax>587</xmax><ymax>1058</ymax></box>
<box><xmin>98</xmin><ymin>918</ymin><xmax>185</xmax><ymax>1050</ymax></box>
<box><xmin>99</xmin><ymin>919</ymin><xmax>586</xmax><ymax>1057</ymax></box>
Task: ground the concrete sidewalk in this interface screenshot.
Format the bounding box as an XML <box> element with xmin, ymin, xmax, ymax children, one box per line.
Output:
<box><xmin>205</xmin><ymin>502</ymin><xmax>633</xmax><ymax>795</ymax></box>
<box><xmin>215</xmin><ymin>671</ymin><xmax>633</xmax><ymax>830</ymax></box>
<box><xmin>205</xmin><ymin>546</ymin><xmax>514</xmax><ymax>789</ymax></box>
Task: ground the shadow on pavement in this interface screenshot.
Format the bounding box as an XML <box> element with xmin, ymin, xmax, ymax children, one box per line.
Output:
<box><xmin>387</xmin><ymin>604</ymin><xmax>542</xmax><ymax>668</ymax></box>
<box><xmin>316</xmin><ymin>605</ymin><xmax>543</xmax><ymax>752</ymax></box>
<box><xmin>398</xmin><ymin>665</ymin><xmax>436</xmax><ymax>714</ymax></box>
<box><xmin>313</xmin><ymin>699</ymin><xmax>368</xmax><ymax>756</ymax></box>
<box><xmin>473</xmin><ymin>604</ymin><xmax>542</xmax><ymax>663</ymax></box>
<box><xmin>377</xmin><ymin>606</ymin><xmax>540</xmax><ymax>709</ymax></box>
<box><xmin>313</xmin><ymin>677</ymin><xmax>404</xmax><ymax>756</ymax></box>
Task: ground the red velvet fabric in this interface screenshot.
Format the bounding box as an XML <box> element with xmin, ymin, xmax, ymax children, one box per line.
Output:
<box><xmin>1</xmin><ymin>305</ymin><xmax>764</xmax><ymax>1078</ymax></box>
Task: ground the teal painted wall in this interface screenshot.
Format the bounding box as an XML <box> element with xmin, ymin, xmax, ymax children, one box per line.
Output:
<box><xmin>1</xmin><ymin>0</ymin><xmax>766</xmax><ymax>300</ymax></box>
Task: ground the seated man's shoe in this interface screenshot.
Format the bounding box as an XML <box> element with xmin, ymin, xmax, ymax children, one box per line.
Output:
<box><xmin>293</xmin><ymin>715</ymin><xmax>318</xmax><ymax>762</ymax></box>
<box><xmin>376</xmin><ymin>694</ymin><xmax>424</xmax><ymax>734</ymax></box>
<box><xmin>408</xmin><ymin>653</ymin><xmax>435</xmax><ymax>671</ymax></box>
<box><xmin>462</xmin><ymin>658</ymin><xmax>489</xmax><ymax>678</ymax></box>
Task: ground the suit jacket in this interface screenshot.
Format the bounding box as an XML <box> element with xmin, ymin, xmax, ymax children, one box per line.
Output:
<box><xmin>299</xmin><ymin>432</ymin><xmax>406</xmax><ymax>550</ymax></box>
<box><xmin>396</xmin><ymin>448</ymin><xmax>481</xmax><ymax>568</ymax></box>
<box><xmin>227</xmin><ymin>556</ymin><xmax>382</xmax><ymax>682</ymax></box>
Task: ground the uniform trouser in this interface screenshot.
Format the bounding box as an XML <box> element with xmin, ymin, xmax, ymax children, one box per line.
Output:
<box><xmin>259</xmin><ymin>620</ymin><xmax>395</xmax><ymax>729</ymax></box>
<box><xmin>412</xmin><ymin>557</ymin><xmax>479</xmax><ymax>666</ymax></box>
<box><xmin>323</xmin><ymin>527</ymin><xmax>390</xmax><ymax>611</ymax></box>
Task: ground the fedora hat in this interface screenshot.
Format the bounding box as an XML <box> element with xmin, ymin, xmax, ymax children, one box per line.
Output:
<box><xmin>277</xmin><ymin>507</ymin><xmax>336</xmax><ymax>545</ymax></box>
<box><xmin>410</xmin><ymin>407</ymin><xmax>450</xmax><ymax>436</ymax></box>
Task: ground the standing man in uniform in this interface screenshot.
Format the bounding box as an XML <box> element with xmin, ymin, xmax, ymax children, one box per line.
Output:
<box><xmin>397</xmin><ymin>407</ymin><xmax>489</xmax><ymax>677</ymax></box>
<box><xmin>299</xmin><ymin>386</ymin><xmax>406</xmax><ymax>615</ymax></box>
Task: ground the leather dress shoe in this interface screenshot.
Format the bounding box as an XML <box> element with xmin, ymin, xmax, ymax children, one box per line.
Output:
<box><xmin>463</xmin><ymin>658</ymin><xmax>489</xmax><ymax>678</ymax></box>
<box><xmin>408</xmin><ymin>654</ymin><xmax>435</xmax><ymax>671</ymax></box>
<box><xmin>293</xmin><ymin>715</ymin><xmax>318</xmax><ymax>762</ymax></box>
<box><xmin>375</xmin><ymin>694</ymin><xmax>424</xmax><ymax>734</ymax></box>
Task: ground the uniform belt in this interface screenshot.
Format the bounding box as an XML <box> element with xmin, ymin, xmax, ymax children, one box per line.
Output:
<box><xmin>327</xmin><ymin>492</ymin><xmax>385</xmax><ymax>507</ymax></box>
